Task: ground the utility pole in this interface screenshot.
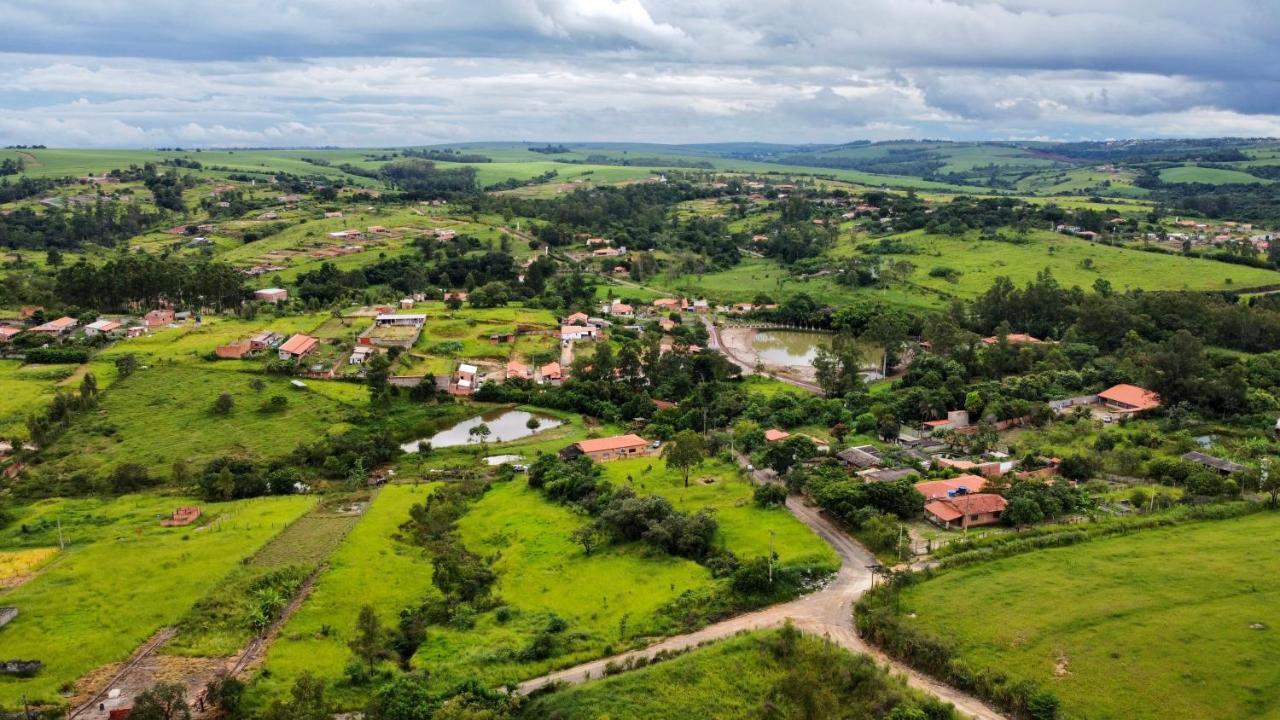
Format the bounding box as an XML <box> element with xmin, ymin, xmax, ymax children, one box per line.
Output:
<box><xmin>767</xmin><ymin>529</ymin><xmax>775</xmax><ymax>584</ymax></box>
<box><xmin>57</xmin><ymin>517</ymin><xmax>65</xmax><ymax>550</ymax></box>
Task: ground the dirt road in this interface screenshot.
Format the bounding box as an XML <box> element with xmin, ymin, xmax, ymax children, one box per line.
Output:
<box><xmin>516</xmin><ymin>462</ymin><xmax>1007</xmax><ymax>720</ymax></box>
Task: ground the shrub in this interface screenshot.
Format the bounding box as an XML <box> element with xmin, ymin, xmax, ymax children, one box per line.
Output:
<box><xmin>753</xmin><ymin>482</ymin><xmax>789</xmax><ymax>507</ymax></box>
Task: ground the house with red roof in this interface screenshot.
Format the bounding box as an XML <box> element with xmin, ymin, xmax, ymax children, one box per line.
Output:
<box><xmin>1098</xmin><ymin>384</ymin><xmax>1160</xmax><ymax>413</ymax></box>
<box><xmin>764</xmin><ymin>428</ymin><xmax>791</xmax><ymax>443</ymax></box>
<box><xmin>981</xmin><ymin>333</ymin><xmax>1043</xmax><ymax>346</ymax></box>
<box><xmin>560</xmin><ymin>434</ymin><xmax>650</xmax><ymax>462</ymax></box>
<box><xmin>29</xmin><ymin>316</ymin><xmax>77</xmax><ymax>336</ymax></box>
<box><xmin>924</xmin><ymin>493</ymin><xmax>1007</xmax><ymax>529</ymax></box>
<box><xmin>278</xmin><ymin>333</ymin><xmax>319</xmax><ymax>361</ymax></box>
<box><xmin>914</xmin><ymin>474</ymin><xmax>988</xmax><ymax>500</ymax></box>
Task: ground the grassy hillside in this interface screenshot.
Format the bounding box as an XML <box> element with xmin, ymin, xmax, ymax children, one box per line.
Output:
<box><xmin>521</xmin><ymin>628</ymin><xmax>959</xmax><ymax>720</ymax></box>
<box><xmin>1159</xmin><ymin>164</ymin><xmax>1271</xmax><ymax>185</ymax></box>
<box><xmin>0</xmin><ymin>494</ymin><xmax>313</xmax><ymax>708</ymax></box>
<box><xmin>853</xmin><ymin>229</ymin><xmax>1280</xmax><ymax>297</ymax></box>
<box><xmin>898</xmin><ymin>512</ymin><xmax>1280</xmax><ymax>720</ymax></box>
<box><xmin>33</xmin><ymin>364</ymin><xmax>361</xmax><ymax>482</ymax></box>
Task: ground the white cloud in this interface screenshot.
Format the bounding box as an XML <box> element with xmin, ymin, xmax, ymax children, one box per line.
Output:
<box><xmin>0</xmin><ymin>1</ymin><xmax>1277</xmax><ymax>145</ymax></box>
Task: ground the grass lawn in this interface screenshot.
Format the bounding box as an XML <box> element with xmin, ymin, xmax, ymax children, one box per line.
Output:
<box><xmin>0</xmin><ymin>361</ymin><xmax>83</xmax><ymax>438</ymax></box>
<box><xmin>1159</xmin><ymin>165</ymin><xmax>1271</xmax><ymax>185</ymax></box>
<box><xmin>0</xmin><ymin>493</ymin><xmax>313</xmax><ymax>709</ymax></box>
<box><xmin>600</xmin><ymin>458</ymin><xmax>838</xmax><ymax>570</ymax></box>
<box><xmin>649</xmin><ymin>256</ymin><xmax>941</xmax><ymax>310</ymax></box>
<box><xmin>0</xmin><ymin>548</ymin><xmax>58</xmax><ymax>586</ymax></box>
<box><xmin>251</xmin><ymin>483</ymin><xmax>440</xmax><ymax>710</ymax></box>
<box><xmin>416</xmin><ymin>477</ymin><xmax>715</xmax><ymax>690</ymax></box>
<box><xmin>96</xmin><ymin>313</ymin><xmax>333</xmax><ymax>364</ymax></box>
<box><xmin>898</xmin><ymin>512</ymin><xmax>1280</xmax><ymax>720</ymax></box>
<box><xmin>867</xmin><ymin>229</ymin><xmax>1280</xmax><ymax>297</ymax></box>
<box><xmin>520</xmin><ymin>628</ymin><xmax>954</xmax><ymax>720</ymax></box>
<box><xmin>32</xmin><ymin>364</ymin><xmax>360</xmax><ymax>482</ymax></box>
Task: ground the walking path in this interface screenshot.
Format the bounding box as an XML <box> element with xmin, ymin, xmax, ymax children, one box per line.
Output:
<box><xmin>517</xmin><ymin>462</ymin><xmax>1007</xmax><ymax>719</ymax></box>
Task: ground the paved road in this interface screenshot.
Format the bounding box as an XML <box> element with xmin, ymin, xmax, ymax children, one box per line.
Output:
<box><xmin>517</xmin><ymin>463</ymin><xmax>1007</xmax><ymax>719</ymax></box>
<box><xmin>700</xmin><ymin>316</ymin><xmax>824</xmax><ymax>394</ymax></box>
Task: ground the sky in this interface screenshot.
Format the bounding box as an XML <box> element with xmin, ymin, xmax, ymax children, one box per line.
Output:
<box><xmin>1</xmin><ymin>0</ymin><xmax>1279</xmax><ymax>147</ymax></box>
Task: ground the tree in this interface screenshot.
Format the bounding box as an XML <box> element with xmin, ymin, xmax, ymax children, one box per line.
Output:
<box><xmin>79</xmin><ymin>372</ymin><xmax>99</xmax><ymax>407</ymax></box>
<box><xmin>348</xmin><ymin>605</ymin><xmax>391</xmax><ymax>677</ymax></box>
<box><xmin>468</xmin><ymin>422</ymin><xmax>492</xmax><ymax>447</ymax></box>
<box><xmin>204</xmin><ymin>675</ymin><xmax>245</xmax><ymax>719</ymax></box>
<box><xmin>213</xmin><ymin>392</ymin><xmax>234</xmax><ymax>415</ymax></box>
<box><xmin>129</xmin><ymin>682</ymin><xmax>191</xmax><ymax>720</ymax></box>
<box><xmin>366</xmin><ymin>353</ymin><xmax>392</xmax><ymax>407</ymax></box>
<box><xmin>663</xmin><ymin>429</ymin><xmax>705</xmax><ymax>488</ymax></box>
<box><xmin>1003</xmin><ymin>496</ymin><xmax>1043</xmax><ymax>527</ymax></box>
<box><xmin>115</xmin><ymin>353</ymin><xmax>138</xmax><ymax>378</ymax></box>
<box><xmin>264</xmin><ymin>672</ymin><xmax>331</xmax><ymax>720</ymax></box>
<box><xmin>1263</xmin><ymin>465</ymin><xmax>1280</xmax><ymax>508</ymax></box>
<box><xmin>754</xmin><ymin>482</ymin><xmax>788</xmax><ymax>507</ymax></box>
<box><xmin>570</xmin><ymin>523</ymin><xmax>606</xmax><ymax>556</ymax></box>
<box><xmin>526</xmin><ymin>416</ymin><xmax>541</xmax><ymax>431</ymax></box>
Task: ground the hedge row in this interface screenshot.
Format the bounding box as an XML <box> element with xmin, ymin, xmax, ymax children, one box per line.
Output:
<box><xmin>856</xmin><ymin>573</ymin><xmax>1060</xmax><ymax>720</ymax></box>
<box><xmin>936</xmin><ymin>501</ymin><xmax>1263</xmax><ymax>569</ymax></box>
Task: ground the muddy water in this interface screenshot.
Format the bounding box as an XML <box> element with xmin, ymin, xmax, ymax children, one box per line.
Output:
<box><xmin>400</xmin><ymin>409</ymin><xmax>563</xmax><ymax>451</ymax></box>
<box><xmin>751</xmin><ymin>330</ymin><xmax>833</xmax><ymax>366</ymax></box>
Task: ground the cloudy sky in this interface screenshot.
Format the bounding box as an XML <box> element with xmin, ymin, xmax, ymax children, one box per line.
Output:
<box><xmin>1</xmin><ymin>0</ymin><xmax>1278</xmax><ymax>147</ymax></box>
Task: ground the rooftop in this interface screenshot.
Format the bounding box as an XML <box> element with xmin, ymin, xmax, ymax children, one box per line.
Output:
<box><xmin>576</xmin><ymin>434</ymin><xmax>649</xmax><ymax>453</ymax></box>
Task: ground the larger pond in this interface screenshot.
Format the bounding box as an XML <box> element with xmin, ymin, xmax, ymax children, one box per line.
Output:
<box><xmin>751</xmin><ymin>330</ymin><xmax>833</xmax><ymax>367</ymax></box>
<box><xmin>400</xmin><ymin>409</ymin><xmax>563</xmax><ymax>451</ymax></box>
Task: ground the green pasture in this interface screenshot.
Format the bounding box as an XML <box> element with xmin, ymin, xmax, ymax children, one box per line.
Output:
<box><xmin>899</xmin><ymin>512</ymin><xmax>1280</xmax><ymax>720</ymax></box>
<box><xmin>520</xmin><ymin>628</ymin><xmax>953</xmax><ymax>720</ymax></box>
<box><xmin>1159</xmin><ymin>164</ymin><xmax>1271</xmax><ymax>186</ymax></box>
<box><xmin>0</xmin><ymin>493</ymin><xmax>313</xmax><ymax>708</ymax></box>
<box><xmin>33</xmin><ymin>363</ymin><xmax>360</xmax><ymax>481</ymax></box>
<box><xmin>251</xmin><ymin>483</ymin><xmax>440</xmax><ymax>710</ymax></box>
<box><xmin>600</xmin><ymin>458</ymin><xmax>838</xmax><ymax>570</ymax></box>
<box><xmin>864</xmin><ymin>229</ymin><xmax>1280</xmax><ymax>297</ymax></box>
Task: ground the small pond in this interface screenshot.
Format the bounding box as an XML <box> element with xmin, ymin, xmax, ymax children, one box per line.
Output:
<box><xmin>400</xmin><ymin>409</ymin><xmax>563</xmax><ymax>451</ymax></box>
<box><xmin>751</xmin><ymin>330</ymin><xmax>833</xmax><ymax>366</ymax></box>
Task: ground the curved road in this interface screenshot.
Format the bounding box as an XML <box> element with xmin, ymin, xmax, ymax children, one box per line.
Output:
<box><xmin>517</xmin><ymin>475</ymin><xmax>1007</xmax><ymax>719</ymax></box>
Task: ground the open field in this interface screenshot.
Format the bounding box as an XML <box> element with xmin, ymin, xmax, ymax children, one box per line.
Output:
<box><xmin>417</xmin><ymin>476</ymin><xmax>714</xmax><ymax>689</ymax></box>
<box><xmin>32</xmin><ymin>364</ymin><xmax>361</xmax><ymax>481</ymax></box>
<box><xmin>650</xmin><ymin>256</ymin><xmax>944</xmax><ymax>310</ymax></box>
<box><xmin>1159</xmin><ymin>164</ymin><xmax>1272</xmax><ymax>185</ymax></box>
<box><xmin>600</xmin><ymin>458</ymin><xmax>839</xmax><ymax>569</ymax></box>
<box><xmin>0</xmin><ymin>548</ymin><xmax>58</xmax><ymax>588</ymax></box>
<box><xmin>251</xmin><ymin>484</ymin><xmax>439</xmax><ymax>709</ymax></box>
<box><xmin>898</xmin><ymin>512</ymin><xmax>1280</xmax><ymax>720</ymax></box>
<box><xmin>96</xmin><ymin>314</ymin><xmax>335</xmax><ymax>364</ymax></box>
<box><xmin>862</xmin><ymin>229</ymin><xmax>1280</xmax><ymax>297</ymax></box>
<box><xmin>0</xmin><ymin>494</ymin><xmax>313</xmax><ymax>708</ymax></box>
<box><xmin>0</xmin><ymin>361</ymin><xmax>83</xmax><ymax>438</ymax></box>
<box><xmin>520</xmin><ymin>628</ymin><xmax>956</xmax><ymax>720</ymax></box>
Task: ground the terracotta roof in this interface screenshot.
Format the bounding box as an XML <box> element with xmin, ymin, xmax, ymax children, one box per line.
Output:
<box><xmin>279</xmin><ymin>334</ymin><xmax>318</xmax><ymax>356</ymax></box>
<box><xmin>926</xmin><ymin>493</ymin><xmax>1007</xmax><ymax>521</ymax></box>
<box><xmin>1098</xmin><ymin>384</ymin><xmax>1160</xmax><ymax>412</ymax></box>
<box><xmin>764</xmin><ymin>429</ymin><xmax>791</xmax><ymax>442</ymax></box>
<box><xmin>981</xmin><ymin>333</ymin><xmax>1042</xmax><ymax>345</ymax></box>
<box><xmin>32</xmin><ymin>316</ymin><xmax>76</xmax><ymax>332</ymax></box>
<box><xmin>541</xmin><ymin>362</ymin><xmax>562</xmax><ymax>377</ymax></box>
<box><xmin>576</xmin><ymin>434</ymin><xmax>648</xmax><ymax>453</ymax></box>
<box><xmin>914</xmin><ymin>474</ymin><xmax>987</xmax><ymax>500</ymax></box>
<box><xmin>87</xmin><ymin>319</ymin><xmax>121</xmax><ymax>332</ymax></box>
